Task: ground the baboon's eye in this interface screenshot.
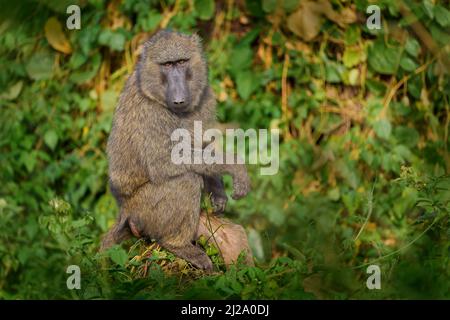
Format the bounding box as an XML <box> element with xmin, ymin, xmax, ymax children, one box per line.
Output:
<box><xmin>176</xmin><ymin>59</ymin><xmax>188</xmax><ymax>66</ymax></box>
<box><xmin>161</xmin><ymin>59</ymin><xmax>189</xmax><ymax>67</ymax></box>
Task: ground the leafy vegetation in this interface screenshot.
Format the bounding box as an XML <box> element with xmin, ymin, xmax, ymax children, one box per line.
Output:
<box><xmin>0</xmin><ymin>0</ymin><xmax>449</xmax><ymax>299</ymax></box>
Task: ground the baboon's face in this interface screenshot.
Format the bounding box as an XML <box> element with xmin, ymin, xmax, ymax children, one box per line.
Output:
<box><xmin>138</xmin><ymin>30</ymin><xmax>208</xmax><ymax>115</ymax></box>
<box><xmin>159</xmin><ymin>58</ymin><xmax>192</xmax><ymax>114</ymax></box>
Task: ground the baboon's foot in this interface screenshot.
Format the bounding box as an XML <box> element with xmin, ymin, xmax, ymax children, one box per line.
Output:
<box><xmin>163</xmin><ymin>242</ymin><xmax>213</xmax><ymax>272</ymax></box>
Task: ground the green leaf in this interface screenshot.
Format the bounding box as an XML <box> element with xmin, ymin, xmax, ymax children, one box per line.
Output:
<box><xmin>101</xmin><ymin>90</ymin><xmax>119</xmax><ymax>112</ymax></box>
<box><xmin>343</xmin><ymin>47</ymin><xmax>365</xmax><ymax>68</ymax></box>
<box><xmin>78</xmin><ymin>24</ymin><xmax>101</xmax><ymax>55</ymax></box>
<box><xmin>434</xmin><ymin>5</ymin><xmax>450</xmax><ymax>27</ymax></box>
<box><xmin>98</xmin><ymin>29</ymin><xmax>126</xmax><ymax>51</ymax></box>
<box><xmin>25</xmin><ymin>51</ymin><xmax>55</xmax><ymax>80</ymax></box>
<box><xmin>394</xmin><ymin>145</ymin><xmax>413</xmax><ymax>162</ymax></box>
<box><xmin>69</xmin><ymin>52</ymin><xmax>88</xmax><ymax>69</ymax></box>
<box><xmin>44</xmin><ymin>130</ymin><xmax>58</xmax><ymax>150</ymax></box>
<box><xmin>327</xmin><ymin>188</ymin><xmax>340</xmax><ymax>201</ymax></box>
<box><xmin>283</xmin><ymin>0</ymin><xmax>299</xmax><ymax>12</ymax></box>
<box><xmin>197</xmin><ymin>235</ymin><xmax>207</xmax><ymax>247</ymax></box>
<box><xmin>394</xmin><ymin>126</ymin><xmax>419</xmax><ymax>147</ymax></box>
<box><xmin>422</xmin><ymin>0</ymin><xmax>434</xmax><ymax>19</ymax></box>
<box><xmin>0</xmin><ymin>81</ymin><xmax>23</xmax><ymax>100</ymax></box>
<box><xmin>366</xmin><ymin>79</ymin><xmax>387</xmax><ymax>95</ymax></box>
<box><xmin>335</xmin><ymin>160</ymin><xmax>359</xmax><ymax>190</ymax></box>
<box><xmin>235</xmin><ymin>71</ymin><xmax>256</xmax><ymax>100</ymax></box>
<box><xmin>344</xmin><ymin>25</ymin><xmax>361</xmax><ymax>46</ymax></box>
<box><xmin>248</xmin><ymin>229</ymin><xmax>264</xmax><ymax>260</ymax></box>
<box><xmin>20</xmin><ymin>151</ymin><xmax>37</xmax><ymax>173</ymax></box>
<box><xmin>195</xmin><ymin>0</ymin><xmax>215</xmax><ymax>20</ymax></box>
<box><xmin>430</xmin><ymin>24</ymin><xmax>450</xmax><ymax>45</ymax></box>
<box><xmin>262</xmin><ymin>0</ymin><xmax>277</xmax><ymax>13</ymax></box>
<box><xmin>229</xmin><ymin>46</ymin><xmax>253</xmax><ymax>76</ymax></box>
<box><xmin>240</xmin><ymin>28</ymin><xmax>261</xmax><ymax>46</ymax></box>
<box><xmin>206</xmin><ymin>245</ymin><xmax>219</xmax><ymax>256</ymax></box>
<box><xmin>342</xmin><ymin>190</ymin><xmax>361</xmax><ymax>214</ymax></box>
<box><xmin>108</xmin><ymin>247</ymin><xmax>128</xmax><ymax>267</ymax></box>
<box><xmin>69</xmin><ymin>53</ymin><xmax>101</xmax><ymax>84</ymax></box>
<box><xmin>373</xmin><ymin>119</ymin><xmax>392</xmax><ymax>140</ymax></box>
<box><xmin>408</xmin><ymin>75</ymin><xmax>422</xmax><ymax>99</ymax></box>
<box><xmin>98</xmin><ymin>29</ymin><xmax>112</xmax><ymax>45</ymax></box>
<box><xmin>139</xmin><ymin>10</ymin><xmax>162</xmax><ymax>31</ymax></box>
<box><xmin>400</xmin><ymin>56</ymin><xmax>418</xmax><ymax>72</ymax></box>
<box><xmin>347</xmin><ymin>68</ymin><xmax>359</xmax><ymax>86</ymax></box>
<box><xmin>368</xmin><ymin>41</ymin><xmax>401</xmax><ymax>75</ymax></box>
<box><xmin>405</xmin><ymin>38</ymin><xmax>420</xmax><ymax>57</ymax></box>
<box><xmin>109</xmin><ymin>33</ymin><xmax>126</xmax><ymax>51</ymax></box>
<box><xmin>325</xmin><ymin>62</ymin><xmax>344</xmax><ymax>83</ymax></box>
<box><xmin>245</xmin><ymin>0</ymin><xmax>265</xmax><ymax>17</ymax></box>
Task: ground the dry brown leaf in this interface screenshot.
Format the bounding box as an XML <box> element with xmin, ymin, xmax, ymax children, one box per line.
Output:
<box><xmin>287</xmin><ymin>0</ymin><xmax>357</xmax><ymax>41</ymax></box>
<box><xmin>303</xmin><ymin>273</ymin><xmax>327</xmax><ymax>299</ymax></box>
<box><xmin>319</xmin><ymin>1</ymin><xmax>357</xmax><ymax>26</ymax></box>
<box><xmin>287</xmin><ymin>1</ymin><xmax>324</xmax><ymax>41</ymax></box>
<box><xmin>339</xmin><ymin>8</ymin><xmax>358</xmax><ymax>25</ymax></box>
<box><xmin>44</xmin><ymin>17</ymin><xmax>72</xmax><ymax>54</ymax></box>
<box><xmin>285</xmin><ymin>40</ymin><xmax>312</xmax><ymax>54</ymax></box>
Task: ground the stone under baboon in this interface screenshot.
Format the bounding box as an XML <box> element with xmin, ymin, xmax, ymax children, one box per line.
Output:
<box><xmin>101</xmin><ymin>30</ymin><xmax>251</xmax><ymax>271</ymax></box>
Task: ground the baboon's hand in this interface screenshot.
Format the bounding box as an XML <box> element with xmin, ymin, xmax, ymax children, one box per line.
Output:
<box><xmin>231</xmin><ymin>166</ymin><xmax>251</xmax><ymax>200</ymax></box>
<box><xmin>211</xmin><ymin>193</ymin><xmax>227</xmax><ymax>213</ymax></box>
<box><xmin>203</xmin><ymin>175</ymin><xmax>228</xmax><ymax>214</ymax></box>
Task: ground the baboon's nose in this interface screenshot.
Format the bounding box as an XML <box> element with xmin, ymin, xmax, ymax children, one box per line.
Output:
<box><xmin>172</xmin><ymin>87</ymin><xmax>187</xmax><ymax>106</ymax></box>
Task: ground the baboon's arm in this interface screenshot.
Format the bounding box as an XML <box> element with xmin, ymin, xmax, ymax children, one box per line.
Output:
<box><xmin>190</xmin><ymin>152</ymin><xmax>250</xmax><ymax>200</ymax></box>
<box><xmin>140</xmin><ymin>138</ymin><xmax>250</xmax><ymax>200</ymax></box>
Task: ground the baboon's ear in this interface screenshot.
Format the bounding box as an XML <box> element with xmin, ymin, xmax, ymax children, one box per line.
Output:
<box><xmin>190</xmin><ymin>33</ymin><xmax>203</xmax><ymax>47</ymax></box>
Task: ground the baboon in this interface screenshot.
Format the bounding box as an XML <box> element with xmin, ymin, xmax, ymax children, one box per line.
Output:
<box><xmin>101</xmin><ymin>30</ymin><xmax>251</xmax><ymax>271</ymax></box>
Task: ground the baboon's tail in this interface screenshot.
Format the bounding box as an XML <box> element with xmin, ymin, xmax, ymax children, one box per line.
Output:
<box><xmin>99</xmin><ymin>215</ymin><xmax>132</xmax><ymax>251</ymax></box>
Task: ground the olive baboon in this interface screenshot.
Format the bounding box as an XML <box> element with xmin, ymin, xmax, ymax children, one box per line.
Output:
<box><xmin>101</xmin><ymin>30</ymin><xmax>251</xmax><ymax>271</ymax></box>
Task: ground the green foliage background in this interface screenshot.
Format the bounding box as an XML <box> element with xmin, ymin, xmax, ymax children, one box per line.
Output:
<box><xmin>0</xmin><ymin>0</ymin><xmax>449</xmax><ymax>299</ymax></box>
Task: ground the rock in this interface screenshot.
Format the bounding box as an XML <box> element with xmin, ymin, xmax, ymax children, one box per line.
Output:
<box><xmin>197</xmin><ymin>211</ymin><xmax>254</xmax><ymax>267</ymax></box>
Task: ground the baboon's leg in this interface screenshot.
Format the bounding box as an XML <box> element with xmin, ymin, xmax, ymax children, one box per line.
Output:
<box><xmin>157</xmin><ymin>208</ymin><xmax>213</xmax><ymax>271</ymax></box>
<box><xmin>156</xmin><ymin>188</ymin><xmax>213</xmax><ymax>271</ymax></box>
<box><xmin>100</xmin><ymin>214</ymin><xmax>132</xmax><ymax>251</ymax></box>
<box><xmin>130</xmin><ymin>174</ymin><xmax>213</xmax><ymax>271</ymax></box>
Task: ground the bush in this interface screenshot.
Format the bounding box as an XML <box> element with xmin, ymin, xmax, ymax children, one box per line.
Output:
<box><xmin>0</xmin><ymin>0</ymin><xmax>449</xmax><ymax>299</ymax></box>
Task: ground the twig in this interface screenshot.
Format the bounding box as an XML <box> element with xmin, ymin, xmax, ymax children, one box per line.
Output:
<box><xmin>354</xmin><ymin>180</ymin><xmax>376</xmax><ymax>242</ymax></box>
<box><xmin>352</xmin><ymin>218</ymin><xmax>438</xmax><ymax>269</ymax></box>
<box><xmin>380</xmin><ymin>58</ymin><xmax>435</xmax><ymax>119</ymax></box>
<box><xmin>281</xmin><ymin>52</ymin><xmax>291</xmax><ymax>140</ymax></box>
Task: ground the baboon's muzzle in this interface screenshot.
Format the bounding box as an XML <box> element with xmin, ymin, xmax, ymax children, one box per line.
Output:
<box><xmin>166</xmin><ymin>67</ymin><xmax>191</xmax><ymax>113</ymax></box>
